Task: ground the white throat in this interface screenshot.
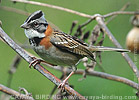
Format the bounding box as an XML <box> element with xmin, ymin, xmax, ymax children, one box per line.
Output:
<box><xmin>24</xmin><ymin>29</ymin><xmax>45</xmax><ymax>39</ymax></box>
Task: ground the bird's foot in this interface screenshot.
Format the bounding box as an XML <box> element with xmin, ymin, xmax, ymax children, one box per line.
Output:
<box><xmin>58</xmin><ymin>80</ymin><xmax>68</xmax><ymax>91</ymax></box>
<box><xmin>57</xmin><ymin>71</ymin><xmax>74</xmax><ymax>91</ymax></box>
<box><xmin>29</xmin><ymin>57</ymin><xmax>43</xmax><ymax>69</ymax></box>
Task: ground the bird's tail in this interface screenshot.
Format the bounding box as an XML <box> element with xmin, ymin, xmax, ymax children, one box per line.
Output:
<box><xmin>88</xmin><ymin>46</ymin><xmax>130</xmax><ymax>52</ymax></box>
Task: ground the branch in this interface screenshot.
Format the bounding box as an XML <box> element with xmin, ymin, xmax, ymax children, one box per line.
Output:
<box><xmin>80</xmin><ymin>2</ymin><xmax>131</xmax><ymax>28</ymax></box>
<box><xmin>1</xmin><ymin>0</ymin><xmax>139</xmax><ymax>95</ymax></box>
<box><xmin>95</xmin><ymin>16</ymin><xmax>139</xmax><ymax>82</ymax></box>
<box><xmin>22</xmin><ymin>49</ymin><xmax>139</xmax><ymax>90</ymax></box>
<box><xmin>0</xmin><ymin>25</ymin><xmax>138</xmax><ymax>93</ymax></box>
<box><xmin>0</xmin><ymin>3</ymin><xmax>138</xmax><ymax>92</ymax></box>
<box><xmin>76</xmin><ymin>70</ymin><xmax>138</xmax><ymax>89</ymax></box>
<box><xmin>0</xmin><ymin>19</ymin><xmax>138</xmax><ymax>91</ymax></box>
<box><xmin>0</xmin><ymin>6</ymin><xmax>30</xmax><ymax>16</ymax></box>
<box><xmin>103</xmin><ymin>11</ymin><xmax>139</xmax><ymax>18</ymax></box>
<box><xmin>17</xmin><ymin>48</ymin><xmax>139</xmax><ymax>90</ymax></box>
<box><xmin>0</xmin><ymin>84</ymin><xmax>34</xmax><ymax>100</ymax></box>
<box><xmin>11</xmin><ymin>0</ymin><xmax>93</xmax><ymax>18</ymax></box>
<box><xmin>0</xmin><ymin>27</ymin><xmax>86</xmax><ymax>100</ymax></box>
<box><xmin>41</xmin><ymin>63</ymin><xmax>139</xmax><ymax>90</ymax></box>
<box><xmin>11</xmin><ymin>0</ymin><xmax>139</xmax><ymax>19</ymax></box>
<box><xmin>105</xmin><ymin>2</ymin><xmax>130</xmax><ymax>24</ymax></box>
<box><xmin>7</xmin><ymin>55</ymin><xmax>21</xmax><ymax>88</ymax></box>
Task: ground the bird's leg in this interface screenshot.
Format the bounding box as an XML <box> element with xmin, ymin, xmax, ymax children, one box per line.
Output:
<box><xmin>58</xmin><ymin>71</ymin><xmax>74</xmax><ymax>91</ymax></box>
<box><xmin>58</xmin><ymin>66</ymin><xmax>76</xmax><ymax>91</ymax></box>
<box><xmin>29</xmin><ymin>57</ymin><xmax>54</xmax><ymax>68</ymax></box>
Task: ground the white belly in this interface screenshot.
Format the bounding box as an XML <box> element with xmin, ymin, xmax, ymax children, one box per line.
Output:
<box><xmin>32</xmin><ymin>45</ymin><xmax>81</xmax><ymax>66</ymax></box>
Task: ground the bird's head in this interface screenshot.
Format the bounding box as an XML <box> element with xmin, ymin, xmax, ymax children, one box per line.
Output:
<box><xmin>21</xmin><ymin>10</ymin><xmax>48</xmax><ymax>39</ymax></box>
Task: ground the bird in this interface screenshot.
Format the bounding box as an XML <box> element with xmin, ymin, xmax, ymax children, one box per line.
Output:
<box><xmin>21</xmin><ymin>10</ymin><xmax>129</xmax><ymax>89</ymax></box>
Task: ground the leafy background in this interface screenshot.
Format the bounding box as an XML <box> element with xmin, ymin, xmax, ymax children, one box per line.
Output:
<box><xmin>0</xmin><ymin>0</ymin><xmax>139</xmax><ymax>100</ymax></box>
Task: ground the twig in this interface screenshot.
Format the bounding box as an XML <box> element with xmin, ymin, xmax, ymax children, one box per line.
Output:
<box><xmin>0</xmin><ymin>26</ymin><xmax>138</xmax><ymax>92</ymax></box>
<box><xmin>0</xmin><ymin>6</ymin><xmax>30</xmax><ymax>16</ymax></box>
<box><xmin>96</xmin><ymin>16</ymin><xmax>139</xmax><ymax>82</ymax></box>
<box><xmin>48</xmin><ymin>74</ymin><xmax>65</xmax><ymax>100</ymax></box>
<box><xmin>19</xmin><ymin>88</ymin><xmax>32</xmax><ymax>96</ymax></box>
<box><xmin>79</xmin><ymin>19</ymin><xmax>93</xmax><ymax>28</ymax></box>
<box><xmin>76</xmin><ymin>69</ymin><xmax>139</xmax><ymax>89</ymax></box>
<box><xmin>105</xmin><ymin>2</ymin><xmax>130</xmax><ymax>24</ymax></box>
<box><xmin>0</xmin><ymin>26</ymin><xmax>138</xmax><ymax>95</ymax></box>
<box><xmin>0</xmin><ymin>27</ymin><xmax>86</xmax><ymax>100</ymax></box>
<box><xmin>8</xmin><ymin>55</ymin><xmax>21</xmax><ymax>75</ymax></box>
<box><xmin>0</xmin><ymin>84</ymin><xmax>34</xmax><ymax>100</ymax></box>
<box><xmin>103</xmin><ymin>11</ymin><xmax>139</xmax><ymax>18</ymax></box>
<box><xmin>43</xmin><ymin>64</ymin><xmax>139</xmax><ymax>90</ymax></box>
<box><xmin>11</xmin><ymin>0</ymin><xmax>139</xmax><ymax>19</ymax></box>
<box><xmin>7</xmin><ymin>55</ymin><xmax>21</xmax><ymax>87</ymax></box>
<box><xmin>87</xmin><ymin>2</ymin><xmax>131</xmax><ymax>65</ymax></box>
<box><xmin>1</xmin><ymin>0</ymin><xmax>139</xmax><ymax>95</ymax></box>
<box><xmin>69</xmin><ymin>21</ymin><xmax>78</xmax><ymax>34</ymax></box>
<box><xmin>11</xmin><ymin>0</ymin><xmax>93</xmax><ymax>18</ymax></box>
<box><xmin>80</xmin><ymin>2</ymin><xmax>130</xmax><ymax>30</ymax></box>
<box><xmin>12</xmin><ymin>43</ymin><xmax>138</xmax><ymax>90</ymax></box>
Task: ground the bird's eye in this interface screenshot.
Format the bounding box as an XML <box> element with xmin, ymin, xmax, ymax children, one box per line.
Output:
<box><xmin>33</xmin><ymin>22</ymin><xmax>39</xmax><ymax>27</ymax></box>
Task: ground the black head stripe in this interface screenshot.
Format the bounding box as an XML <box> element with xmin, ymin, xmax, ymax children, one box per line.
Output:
<box><xmin>25</xmin><ymin>10</ymin><xmax>43</xmax><ymax>23</ymax></box>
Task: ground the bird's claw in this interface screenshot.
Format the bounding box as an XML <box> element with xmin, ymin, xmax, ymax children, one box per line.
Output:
<box><xmin>29</xmin><ymin>57</ymin><xmax>42</xmax><ymax>69</ymax></box>
<box><xmin>58</xmin><ymin>80</ymin><xmax>67</xmax><ymax>92</ymax></box>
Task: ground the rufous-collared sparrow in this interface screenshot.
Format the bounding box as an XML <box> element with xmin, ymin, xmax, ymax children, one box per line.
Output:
<box><xmin>21</xmin><ymin>10</ymin><xmax>129</xmax><ymax>89</ymax></box>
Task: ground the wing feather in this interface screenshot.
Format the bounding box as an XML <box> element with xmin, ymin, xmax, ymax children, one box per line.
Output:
<box><xmin>50</xmin><ymin>32</ymin><xmax>95</xmax><ymax>61</ymax></box>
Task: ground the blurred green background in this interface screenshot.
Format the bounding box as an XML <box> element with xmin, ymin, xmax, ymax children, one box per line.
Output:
<box><xmin>0</xmin><ymin>0</ymin><xmax>139</xmax><ymax>100</ymax></box>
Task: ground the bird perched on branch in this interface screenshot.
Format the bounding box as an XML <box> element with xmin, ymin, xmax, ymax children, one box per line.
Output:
<box><xmin>21</xmin><ymin>10</ymin><xmax>129</xmax><ymax>89</ymax></box>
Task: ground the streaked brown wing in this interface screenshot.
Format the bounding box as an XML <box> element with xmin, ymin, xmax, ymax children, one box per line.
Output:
<box><xmin>50</xmin><ymin>32</ymin><xmax>95</xmax><ymax>61</ymax></box>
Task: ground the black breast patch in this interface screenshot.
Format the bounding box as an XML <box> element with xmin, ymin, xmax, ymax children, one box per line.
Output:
<box><xmin>29</xmin><ymin>37</ymin><xmax>43</xmax><ymax>46</ymax></box>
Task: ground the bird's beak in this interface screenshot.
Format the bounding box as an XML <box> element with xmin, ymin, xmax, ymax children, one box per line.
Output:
<box><xmin>20</xmin><ymin>22</ymin><xmax>29</xmax><ymax>29</ymax></box>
